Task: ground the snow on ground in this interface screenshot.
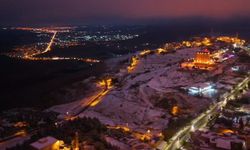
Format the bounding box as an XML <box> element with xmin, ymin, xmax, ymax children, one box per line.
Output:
<box><xmin>105</xmin><ymin>136</ymin><xmax>131</xmax><ymax>150</ymax></box>
<box><xmin>77</xmin><ymin>47</ymin><xmax>215</xmax><ymax>134</ymax></box>
<box><xmin>47</xmin><ymin>86</ymin><xmax>103</xmax><ymax>115</ymax></box>
<box><xmin>48</xmin><ymin>46</ymin><xmax>242</xmax><ymax>136</ymax></box>
<box><xmin>82</xmin><ymin>92</ymin><xmax>169</xmax><ymax>131</ymax></box>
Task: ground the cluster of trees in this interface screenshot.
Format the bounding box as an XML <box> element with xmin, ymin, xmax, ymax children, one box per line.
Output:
<box><xmin>155</xmin><ymin>96</ymin><xmax>177</xmax><ymax>110</ymax></box>
<box><xmin>0</xmin><ymin>109</ymin><xmax>58</xmax><ymax>139</ymax></box>
<box><xmin>44</xmin><ymin>117</ymin><xmax>107</xmax><ymax>144</ymax></box>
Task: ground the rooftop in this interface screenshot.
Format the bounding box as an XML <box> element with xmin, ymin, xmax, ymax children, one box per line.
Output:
<box><xmin>30</xmin><ymin>136</ymin><xmax>58</xmax><ymax>150</ymax></box>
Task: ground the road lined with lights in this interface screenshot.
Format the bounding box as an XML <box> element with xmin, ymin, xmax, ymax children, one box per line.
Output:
<box><xmin>64</xmin><ymin>79</ymin><xmax>113</xmax><ymax>120</ymax></box>
<box><xmin>29</xmin><ymin>31</ymin><xmax>57</xmax><ymax>57</ymax></box>
<box><xmin>155</xmin><ymin>38</ymin><xmax>249</xmax><ymax>150</ymax></box>
<box><xmin>160</xmin><ymin>75</ymin><xmax>250</xmax><ymax>150</ymax></box>
<box><xmin>7</xmin><ymin>30</ymin><xmax>101</xmax><ymax>63</ymax></box>
<box><xmin>22</xmin><ymin>56</ymin><xmax>100</xmax><ymax>63</ymax></box>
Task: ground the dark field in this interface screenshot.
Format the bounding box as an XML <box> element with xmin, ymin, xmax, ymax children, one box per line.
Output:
<box><xmin>0</xmin><ymin>55</ymin><xmax>106</xmax><ymax>111</ymax></box>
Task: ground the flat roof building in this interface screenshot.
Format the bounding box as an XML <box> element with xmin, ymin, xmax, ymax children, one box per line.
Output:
<box><xmin>30</xmin><ymin>136</ymin><xmax>59</xmax><ymax>150</ymax></box>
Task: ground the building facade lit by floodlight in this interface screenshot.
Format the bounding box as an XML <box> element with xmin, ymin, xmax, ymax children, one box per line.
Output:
<box><xmin>181</xmin><ymin>51</ymin><xmax>215</xmax><ymax>70</ymax></box>
<box><xmin>188</xmin><ymin>83</ymin><xmax>217</xmax><ymax>98</ymax></box>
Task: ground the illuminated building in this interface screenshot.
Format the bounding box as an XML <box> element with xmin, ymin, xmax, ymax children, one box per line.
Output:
<box><xmin>232</xmin><ymin>66</ymin><xmax>240</xmax><ymax>72</ymax></box>
<box><xmin>98</xmin><ymin>78</ymin><xmax>112</xmax><ymax>89</ymax></box>
<box><xmin>30</xmin><ymin>136</ymin><xmax>60</xmax><ymax>150</ymax></box>
<box><xmin>194</xmin><ymin>52</ymin><xmax>214</xmax><ymax>64</ymax></box>
<box><xmin>139</xmin><ymin>50</ymin><xmax>151</xmax><ymax>56</ymax></box>
<box><xmin>181</xmin><ymin>51</ymin><xmax>215</xmax><ymax>70</ymax></box>
<box><xmin>182</xmin><ymin>41</ymin><xmax>192</xmax><ymax>47</ymax></box>
<box><xmin>127</xmin><ymin>56</ymin><xmax>139</xmax><ymax>73</ymax></box>
<box><xmin>202</xmin><ymin>37</ymin><xmax>212</xmax><ymax>46</ymax></box>
<box><xmin>182</xmin><ymin>37</ymin><xmax>212</xmax><ymax>47</ymax></box>
<box><xmin>219</xmin><ymin>129</ymin><xmax>235</xmax><ymax>135</ymax></box>
<box><xmin>216</xmin><ymin>36</ymin><xmax>245</xmax><ymax>46</ymax></box>
<box><xmin>156</xmin><ymin>48</ymin><xmax>167</xmax><ymax>54</ymax></box>
<box><xmin>188</xmin><ymin>83</ymin><xmax>217</xmax><ymax>97</ymax></box>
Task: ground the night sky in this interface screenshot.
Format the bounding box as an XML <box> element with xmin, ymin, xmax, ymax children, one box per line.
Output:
<box><xmin>1</xmin><ymin>0</ymin><xmax>250</xmax><ymax>25</ymax></box>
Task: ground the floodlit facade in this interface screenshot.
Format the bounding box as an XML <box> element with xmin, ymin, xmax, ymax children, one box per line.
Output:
<box><xmin>188</xmin><ymin>83</ymin><xmax>217</xmax><ymax>97</ymax></box>
<box><xmin>181</xmin><ymin>51</ymin><xmax>215</xmax><ymax>70</ymax></box>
